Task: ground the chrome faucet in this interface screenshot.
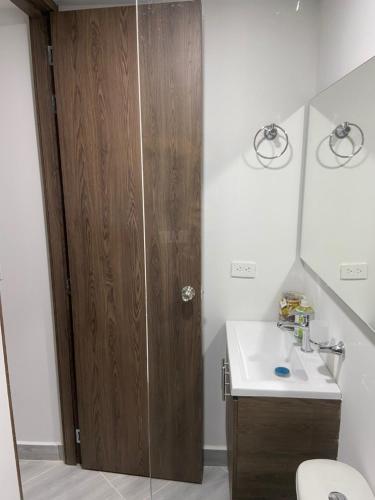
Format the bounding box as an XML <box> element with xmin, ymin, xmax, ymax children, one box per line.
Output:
<box><xmin>297</xmin><ymin>319</ymin><xmax>345</xmax><ymax>358</ymax></box>
<box><xmin>318</xmin><ymin>341</ymin><xmax>346</xmax><ymax>358</ymax></box>
<box><xmin>276</xmin><ymin>320</ymin><xmax>295</xmax><ymax>332</ymax></box>
<box><xmin>302</xmin><ymin>335</ymin><xmax>346</xmax><ymax>358</ymax></box>
<box><xmin>294</xmin><ymin>312</ymin><xmax>314</xmax><ymax>353</ymax></box>
<box><xmin>300</xmin><ymin>326</ymin><xmax>313</xmax><ymax>353</ymax></box>
<box><xmin>277</xmin><ymin>314</ymin><xmax>346</xmax><ymax>358</ymax></box>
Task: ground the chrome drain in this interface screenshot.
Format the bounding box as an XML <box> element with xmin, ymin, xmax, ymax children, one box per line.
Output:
<box><xmin>329</xmin><ymin>493</ymin><xmax>347</xmax><ymax>500</ymax></box>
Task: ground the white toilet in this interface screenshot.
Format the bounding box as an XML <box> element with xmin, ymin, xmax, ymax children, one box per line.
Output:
<box><xmin>296</xmin><ymin>459</ymin><xmax>375</xmax><ymax>500</ymax></box>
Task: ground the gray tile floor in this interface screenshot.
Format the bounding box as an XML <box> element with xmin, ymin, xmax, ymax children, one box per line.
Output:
<box><xmin>20</xmin><ymin>460</ymin><xmax>230</xmax><ymax>500</ymax></box>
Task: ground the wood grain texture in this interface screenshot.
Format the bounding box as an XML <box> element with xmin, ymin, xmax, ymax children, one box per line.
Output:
<box><xmin>10</xmin><ymin>0</ymin><xmax>57</xmax><ymax>18</ymax></box>
<box><xmin>228</xmin><ymin>396</ymin><xmax>341</xmax><ymax>500</ymax></box>
<box><xmin>52</xmin><ymin>8</ymin><xmax>149</xmax><ymax>475</ymax></box>
<box><xmin>29</xmin><ymin>15</ymin><xmax>78</xmax><ymax>465</ymax></box>
<box><xmin>226</xmin><ymin>396</ymin><xmax>237</xmax><ymax>495</ymax></box>
<box><xmin>138</xmin><ymin>0</ymin><xmax>203</xmax><ymax>483</ymax></box>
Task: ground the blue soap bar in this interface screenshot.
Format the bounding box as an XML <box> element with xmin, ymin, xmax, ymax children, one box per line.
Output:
<box><xmin>274</xmin><ymin>366</ymin><xmax>290</xmax><ymax>377</ymax></box>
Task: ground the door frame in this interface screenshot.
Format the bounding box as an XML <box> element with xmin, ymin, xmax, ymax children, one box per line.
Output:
<box><xmin>9</xmin><ymin>0</ymin><xmax>79</xmax><ymax>465</ymax></box>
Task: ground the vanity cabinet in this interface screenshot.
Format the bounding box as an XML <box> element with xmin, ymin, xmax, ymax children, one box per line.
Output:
<box><xmin>226</xmin><ymin>396</ymin><xmax>341</xmax><ymax>500</ymax></box>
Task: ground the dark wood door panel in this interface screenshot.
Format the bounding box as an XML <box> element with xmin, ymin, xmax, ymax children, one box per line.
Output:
<box><xmin>52</xmin><ymin>7</ymin><xmax>149</xmax><ymax>475</ymax></box>
<box><xmin>138</xmin><ymin>0</ymin><xmax>203</xmax><ymax>483</ymax></box>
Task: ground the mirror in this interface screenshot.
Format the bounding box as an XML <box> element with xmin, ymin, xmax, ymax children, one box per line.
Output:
<box><xmin>301</xmin><ymin>56</ymin><xmax>375</xmax><ymax>330</ymax></box>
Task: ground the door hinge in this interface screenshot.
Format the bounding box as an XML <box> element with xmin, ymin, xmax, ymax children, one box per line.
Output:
<box><xmin>75</xmin><ymin>428</ymin><xmax>80</xmax><ymax>444</ymax></box>
<box><xmin>47</xmin><ymin>45</ymin><xmax>54</xmax><ymax>66</ymax></box>
<box><xmin>66</xmin><ymin>277</ymin><xmax>71</xmax><ymax>295</ymax></box>
<box><xmin>51</xmin><ymin>94</ymin><xmax>57</xmax><ymax>114</ymax></box>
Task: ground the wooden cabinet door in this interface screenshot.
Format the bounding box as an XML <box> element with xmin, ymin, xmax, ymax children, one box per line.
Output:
<box><xmin>226</xmin><ymin>396</ymin><xmax>237</xmax><ymax>495</ymax></box>
<box><xmin>229</xmin><ymin>397</ymin><xmax>341</xmax><ymax>500</ymax></box>
<box><xmin>52</xmin><ymin>7</ymin><xmax>149</xmax><ymax>475</ymax></box>
<box><xmin>138</xmin><ymin>0</ymin><xmax>203</xmax><ymax>484</ymax></box>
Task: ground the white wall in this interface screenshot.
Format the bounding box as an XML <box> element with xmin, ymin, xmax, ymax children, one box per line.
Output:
<box><xmin>302</xmin><ymin>268</ymin><xmax>375</xmax><ymax>491</ymax></box>
<box><xmin>301</xmin><ymin>0</ymin><xmax>375</xmax><ymax>491</ymax></box>
<box><xmin>0</xmin><ymin>324</ymin><xmax>21</xmax><ymax>500</ymax></box>
<box><xmin>202</xmin><ymin>0</ymin><xmax>320</xmax><ymax>447</ymax></box>
<box><xmin>0</xmin><ymin>15</ymin><xmax>62</xmax><ymax>444</ymax></box>
<box><xmin>318</xmin><ymin>0</ymin><xmax>375</xmax><ymax>90</ymax></box>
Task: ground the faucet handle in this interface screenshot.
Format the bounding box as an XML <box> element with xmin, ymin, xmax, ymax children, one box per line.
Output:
<box><xmin>309</xmin><ymin>338</ymin><xmax>330</xmax><ymax>348</ymax></box>
<box><xmin>319</xmin><ymin>341</ymin><xmax>345</xmax><ymax>359</ymax></box>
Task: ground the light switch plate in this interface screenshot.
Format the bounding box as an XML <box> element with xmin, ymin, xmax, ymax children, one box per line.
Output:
<box><xmin>340</xmin><ymin>262</ymin><xmax>368</xmax><ymax>280</ymax></box>
<box><xmin>231</xmin><ymin>261</ymin><xmax>256</xmax><ymax>279</ymax></box>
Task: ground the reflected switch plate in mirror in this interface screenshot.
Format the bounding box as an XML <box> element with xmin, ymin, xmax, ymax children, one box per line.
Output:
<box><xmin>340</xmin><ymin>263</ymin><xmax>368</xmax><ymax>280</ymax></box>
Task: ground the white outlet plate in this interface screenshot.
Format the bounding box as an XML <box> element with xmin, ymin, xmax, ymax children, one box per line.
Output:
<box><xmin>340</xmin><ymin>262</ymin><xmax>368</xmax><ymax>280</ymax></box>
<box><xmin>231</xmin><ymin>261</ymin><xmax>256</xmax><ymax>279</ymax></box>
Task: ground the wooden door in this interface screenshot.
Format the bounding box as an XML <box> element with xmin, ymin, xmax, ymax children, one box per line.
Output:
<box><xmin>138</xmin><ymin>0</ymin><xmax>203</xmax><ymax>483</ymax></box>
<box><xmin>51</xmin><ymin>8</ymin><xmax>149</xmax><ymax>475</ymax></box>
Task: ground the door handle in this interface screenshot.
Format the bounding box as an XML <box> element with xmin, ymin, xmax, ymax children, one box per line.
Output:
<box><xmin>181</xmin><ymin>285</ymin><xmax>196</xmax><ymax>302</ymax></box>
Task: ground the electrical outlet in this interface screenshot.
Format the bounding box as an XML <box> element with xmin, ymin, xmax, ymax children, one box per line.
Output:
<box><xmin>231</xmin><ymin>261</ymin><xmax>256</xmax><ymax>279</ymax></box>
<box><xmin>340</xmin><ymin>263</ymin><xmax>368</xmax><ymax>280</ymax></box>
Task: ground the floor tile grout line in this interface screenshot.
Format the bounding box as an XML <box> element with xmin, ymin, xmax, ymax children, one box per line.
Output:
<box><xmin>21</xmin><ymin>463</ymin><xmax>228</xmax><ymax>498</ymax></box>
<box><xmin>149</xmin><ymin>480</ymin><xmax>172</xmax><ymax>498</ymax></box>
<box><xmin>100</xmin><ymin>472</ymin><xmax>125</xmax><ymax>499</ymax></box>
<box><xmin>21</xmin><ymin>461</ymin><xmax>62</xmax><ymax>486</ymax></box>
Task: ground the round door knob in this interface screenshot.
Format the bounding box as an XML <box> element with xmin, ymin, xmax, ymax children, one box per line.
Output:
<box><xmin>181</xmin><ymin>285</ymin><xmax>195</xmax><ymax>302</ymax></box>
<box><xmin>329</xmin><ymin>493</ymin><xmax>347</xmax><ymax>500</ymax></box>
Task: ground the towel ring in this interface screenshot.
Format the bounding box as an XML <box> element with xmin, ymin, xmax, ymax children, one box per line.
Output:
<box><xmin>329</xmin><ymin>122</ymin><xmax>364</xmax><ymax>159</ymax></box>
<box><xmin>253</xmin><ymin>124</ymin><xmax>289</xmax><ymax>160</ymax></box>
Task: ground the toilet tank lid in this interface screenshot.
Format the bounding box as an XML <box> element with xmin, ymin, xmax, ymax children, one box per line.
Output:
<box><xmin>296</xmin><ymin>459</ymin><xmax>375</xmax><ymax>500</ymax></box>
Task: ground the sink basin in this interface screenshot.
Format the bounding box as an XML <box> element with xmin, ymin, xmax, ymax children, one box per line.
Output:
<box><xmin>226</xmin><ymin>321</ymin><xmax>341</xmax><ymax>399</ymax></box>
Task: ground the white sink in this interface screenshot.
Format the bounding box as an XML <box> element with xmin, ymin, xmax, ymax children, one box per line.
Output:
<box><xmin>226</xmin><ymin>321</ymin><xmax>341</xmax><ymax>400</ymax></box>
